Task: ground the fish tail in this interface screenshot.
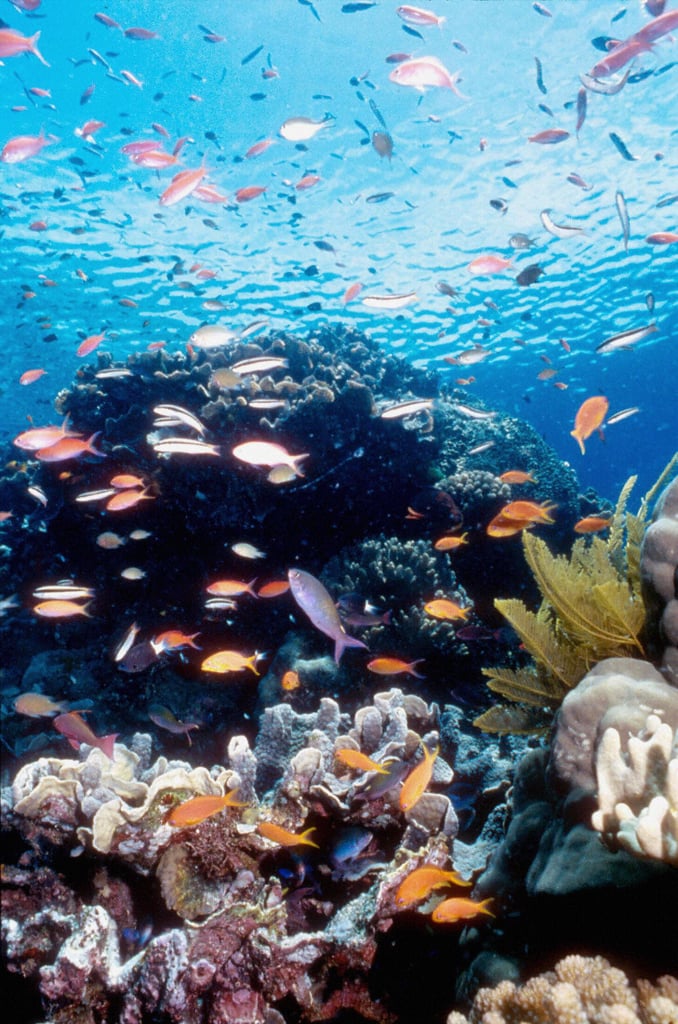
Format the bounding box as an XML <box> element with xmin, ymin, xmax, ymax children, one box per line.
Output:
<box><xmin>98</xmin><ymin>733</ymin><xmax>119</xmax><ymax>759</ymax></box>
<box><xmin>293</xmin><ymin>453</ymin><xmax>309</xmax><ymax>476</ymax></box>
<box><xmin>86</xmin><ymin>432</ymin><xmax>106</xmax><ymax>457</ymax></box>
<box><xmin>300</xmin><ymin>827</ymin><xmax>319</xmax><ymax>848</ymax></box>
<box><xmin>334</xmin><ymin>632</ymin><xmax>368</xmax><ymax>664</ymax></box>
<box><xmin>570</xmin><ymin>429</ymin><xmax>585</xmax><ymax>455</ymax></box>
<box><xmin>30</xmin><ymin>31</ymin><xmax>50</xmax><ymax>67</ymax></box>
<box><xmin>409</xmin><ymin>659</ymin><xmax>426</xmax><ymax>679</ymax></box>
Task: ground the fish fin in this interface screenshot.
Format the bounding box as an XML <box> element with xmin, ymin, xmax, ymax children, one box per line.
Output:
<box><xmin>334</xmin><ymin>632</ymin><xmax>368</xmax><ymax>663</ymax></box>
<box><xmin>86</xmin><ymin>432</ymin><xmax>106</xmax><ymax>457</ymax></box>
<box><xmin>300</xmin><ymin>827</ymin><xmax>320</xmax><ymax>848</ymax></box>
<box><xmin>570</xmin><ymin>429</ymin><xmax>585</xmax><ymax>455</ymax></box>
<box><xmin>99</xmin><ymin>734</ymin><xmax>119</xmax><ymax>759</ymax></box>
<box><xmin>31</xmin><ymin>31</ymin><xmax>50</xmax><ymax>68</ymax></box>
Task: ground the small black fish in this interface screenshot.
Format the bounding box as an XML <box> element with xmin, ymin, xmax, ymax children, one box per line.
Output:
<box><xmin>516</xmin><ymin>264</ymin><xmax>545</xmax><ymax>287</ymax></box>
<box><xmin>402</xmin><ymin>24</ymin><xmax>424</xmax><ymax>39</ymax></box>
<box><xmin>609</xmin><ymin>131</ymin><xmax>638</xmax><ymax>161</ymax></box>
<box><xmin>304</xmin><ymin>265</ymin><xmax>319</xmax><ymax>277</ymax></box>
<box><xmin>611</xmin><ymin>8</ymin><xmax>627</xmax><ymax>22</ymax></box>
<box><xmin>342</xmin><ymin>2</ymin><xmax>377</xmax><ymax>11</ymax></box>
<box><xmin>655</xmin><ymin>61</ymin><xmax>678</xmax><ymax>76</ymax></box>
<box><xmin>314</xmin><ymin>240</ymin><xmax>335</xmax><ymax>252</ymax></box>
<box><xmin>241</xmin><ymin>44</ymin><xmax>264</xmax><ymax>65</ymax></box>
<box><xmin>366</xmin><ymin>191</ymin><xmax>394</xmax><ymax>203</ymax></box>
<box><xmin>490</xmin><ymin>198</ymin><xmax>508</xmax><ymax>214</ymax></box>
<box><xmin>369</xmin><ymin>98</ymin><xmax>388</xmax><ymax>130</ymax></box>
<box><xmin>627</xmin><ymin>69</ymin><xmax>654</xmax><ymax>83</ymax></box>
<box><xmin>535</xmin><ymin>56</ymin><xmax>547</xmax><ymax>95</ymax></box>
<box><xmin>591</xmin><ymin>35</ymin><xmax>618</xmax><ymax>52</ymax></box>
<box><xmin>250</xmin><ymin>92</ymin><xmax>266</xmax><ymax>101</ymax></box>
<box><xmin>502</xmin><ymin>176</ymin><xmax>518</xmax><ymax>189</ymax></box>
<box><xmin>656</xmin><ymin>194</ymin><xmax>678</xmax><ymax>208</ymax></box>
<box><xmin>539</xmin><ymin>103</ymin><xmax>554</xmax><ymax>117</ymax></box>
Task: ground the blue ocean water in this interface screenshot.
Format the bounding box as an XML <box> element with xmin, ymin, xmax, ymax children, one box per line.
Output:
<box><xmin>1</xmin><ymin>0</ymin><xmax>676</xmax><ymax>502</ymax></box>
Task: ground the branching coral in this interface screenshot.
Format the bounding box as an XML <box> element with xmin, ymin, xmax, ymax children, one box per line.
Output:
<box><xmin>446</xmin><ymin>955</ymin><xmax>678</xmax><ymax>1024</ymax></box>
<box><xmin>592</xmin><ymin>713</ymin><xmax>678</xmax><ymax>866</ymax></box>
<box><xmin>475</xmin><ymin>465</ymin><xmax>678</xmax><ymax>735</ymax></box>
<box><xmin>321</xmin><ymin>533</ymin><xmax>470</xmax><ymax>656</ymax></box>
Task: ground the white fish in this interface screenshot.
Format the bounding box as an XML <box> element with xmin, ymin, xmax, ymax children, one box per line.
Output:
<box><xmin>239</xmin><ymin>319</ymin><xmax>269</xmax><ymax>339</ymax></box>
<box><xmin>380</xmin><ymin>399</ymin><xmax>434</xmax><ymax>420</ymax></box>
<box><xmin>114</xmin><ymin>621</ymin><xmax>140</xmax><ymax>662</ymax></box>
<box><xmin>540</xmin><ymin>210</ymin><xmax>585</xmax><ymax>239</ymax></box>
<box><xmin>596</xmin><ymin>324</ymin><xmax>658</xmax><ymax>354</ymax></box>
<box><xmin>152</xmin><ymin>404</ymin><xmax>206</xmax><ymax>435</ymax></box>
<box><xmin>454</xmin><ymin>403</ymin><xmax>497</xmax><ymax>419</ymax></box>
<box><xmin>33</xmin><ymin>583</ymin><xmax>95</xmax><ymax>601</ymax></box>
<box><xmin>27</xmin><ymin>485</ymin><xmax>48</xmax><ymax>506</ymax></box>
<box><xmin>606</xmin><ymin>407</ymin><xmax>640</xmax><ymax>426</ymax></box>
<box><xmin>615</xmin><ymin>190</ymin><xmax>629</xmax><ymax>253</ymax></box>
<box><xmin>389</xmin><ymin>57</ymin><xmax>465</xmax><ymax>96</ymax></box>
<box><xmin>129</xmin><ymin>529</ymin><xmax>152</xmax><ymax>540</ymax></box>
<box><xmin>232</xmin><ymin>441</ymin><xmax>308</xmax><ymax>474</ymax></box>
<box><xmin>121</xmin><ymin>567</ymin><xmax>146</xmax><ymax>580</ymax></box>
<box><xmin>152</xmin><ymin>437</ymin><xmax>221</xmax><ymax>456</ymax></box>
<box><xmin>190</xmin><ymin>325</ymin><xmax>239</xmax><ymax>349</ymax></box>
<box><xmin>248</xmin><ymin>398</ymin><xmax>288</xmax><ymax>411</ymax></box>
<box><xmin>95</xmin><ymin>368</ymin><xmax>133</xmax><ymax>379</ymax></box>
<box><xmin>74</xmin><ymin>488</ymin><xmax>117</xmax><ymax>503</ymax></box>
<box><xmin>279</xmin><ymin>116</ymin><xmax>333</xmax><ymax>142</ymax></box>
<box><xmin>231</xmin><ymin>542</ymin><xmax>266</xmax><ymax>559</ymax></box>
<box><xmin>361</xmin><ymin>292</ymin><xmax>418</xmax><ymax>310</ymax></box>
<box><xmin>287</xmin><ymin>568</ymin><xmax>366</xmax><ymax>664</ymax></box>
<box><xmin>267</xmin><ymin>465</ymin><xmax>299</xmax><ymax>485</ymax></box>
<box><xmin>230</xmin><ymin>356</ymin><xmax>289</xmax><ymax>375</ymax></box>
<box><xmin>0</xmin><ymin>595</ymin><xmax>19</xmax><ymax>616</ymax></box>
<box><xmin>579</xmin><ymin>70</ymin><xmax>630</xmax><ymax>95</ymax></box>
<box><xmin>468</xmin><ymin>441</ymin><xmax>495</xmax><ymax>455</ymax></box>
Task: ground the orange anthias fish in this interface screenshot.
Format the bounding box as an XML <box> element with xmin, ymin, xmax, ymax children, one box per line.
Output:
<box><xmin>395</xmin><ymin>865</ymin><xmax>471</xmax><ymax>908</ymax></box>
<box><xmin>423</xmin><ymin>599</ymin><xmax>471</xmax><ymax>622</ymax></box>
<box><xmin>281</xmin><ymin>669</ymin><xmax>300</xmax><ymax>691</ymax></box>
<box><xmin>570</xmin><ymin>395</ymin><xmax>609</xmax><ymax>455</ymax></box>
<box><xmin>36</xmin><ymin>434</ymin><xmax>105</xmax><ymax>463</ymax></box>
<box><xmin>76</xmin><ymin>332</ymin><xmax>105</xmax><ymax>358</ymax></box>
<box><xmin>166</xmin><ymin>790</ymin><xmax>245</xmax><ymax>828</ymax></box>
<box><xmin>486</xmin><ymin>513</ymin><xmax>532</xmax><ymax>539</ymax></box>
<box><xmin>399</xmin><ymin>744</ymin><xmax>438</xmax><ymax>812</ymax></box>
<box><xmin>335</xmin><ymin>748</ymin><xmax>389</xmax><ymax>774</ymax></box>
<box><xmin>201</xmin><ymin>650</ymin><xmax>260</xmax><ymax>675</ymax></box>
<box><xmin>33</xmin><ymin>599</ymin><xmax>92</xmax><ymax>619</ymax></box>
<box><xmin>105</xmin><ymin>488</ymin><xmax>154</xmax><ymax>512</ymax></box>
<box><xmin>367</xmin><ymin>657</ymin><xmax>425</xmax><ymax>679</ymax></box>
<box><xmin>257</xmin><ymin>821</ymin><xmax>319</xmax><ymax>848</ymax></box>
<box><xmin>499</xmin><ymin>500</ymin><xmax>557</xmax><ymax>524</ymax></box>
<box><xmin>53</xmin><ymin>711</ymin><xmax>118</xmax><ymax>759</ymax></box>
<box><xmin>14</xmin><ymin>692</ymin><xmax>68</xmax><ymax>718</ymax></box>
<box><xmin>574</xmin><ymin>516</ymin><xmax>612</xmax><ymax>534</ymax></box>
<box><xmin>206</xmin><ymin>578</ymin><xmax>258</xmax><ymax>598</ymax></box>
<box><xmin>433</xmin><ymin>532</ymin><xmax>468</xmax><ymax>552</ymax></box>
<box><xmin>498</xmin><ymin>470</ymin><xmax>536</xmax><ymax>484</ymax></box>
<box><xmin>151</xmin><ymin>629</ymin><xmax>202</xmax><ymax>653</ymax></box>
<box><xmin>430</xmin><ymin>896</ymin><xmax>495</xmax><ymax>924</ymax></box>
<box><xmin>160</xmin><ymin>166</ymin><xmax>208</xmax><ymax>207</ymax></box>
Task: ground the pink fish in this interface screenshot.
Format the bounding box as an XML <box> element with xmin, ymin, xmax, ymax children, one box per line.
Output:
<box><xmin>589</xmin><ymin>37</ymin><xmax>650</xmax><ymax>78</ymax></box>
<box><xmin>467</xmin><ymin>254</ymin><xmax>513</xmax><ymax>275</ymax></box>
<box><xmin>528</xmin><ymin>129</ymin><xmax>571</xmax><ymax>144</ymax></box>
<box><xmin>396</xmin><ymin>6</ymin><xmax>445</xmax><ymax>28</ymax></box>
<box><xmin>76</xmin><ymin>331</ymin><xmax>105</xmax><ymax>357</ymax></box>
<box><xmin>288</xmin><ymin>568</ymin><xmax>367</xmax><ymax>663</ymax></box>
<box><xmin>0</xmin><ymin>28</ymin><xmax>49</xmax><ymax>65</ymax></box>
<box><xmin>14</xmin><ymin>416</ymin><xmax>78</xmax><ymax>451</ymax></box>
<box><xmin>54</xmin><ymin>711</ymin><xmax>118</xmax><ymax>759</ymax></box>
<box><xmin>159</xmin><ymin>166</ymin><xmax>207</xmax><ymax>206</ymax></box>
<box><xmin>634</xmin><ymin>8</ymin><xmax>678</xmax><ymax>44</ymax></box>
<box><xmin>132</xmin><ymin>149</ymin><xmax>177</xmax><ymax>169</ymax></box>
<box><xmin>1</xmin><ymin>130</ymin><xmax>55</xmax><ymax>164</ymax></box>
<box><xmin>36</xmin><ymin>433</ymin><xmax>105</xmax><ymax>462</ymax></box>
<box><xmin>389</xmin><ymin>57</ymin><xmax>466</xmax><ymax>96</ymax></box>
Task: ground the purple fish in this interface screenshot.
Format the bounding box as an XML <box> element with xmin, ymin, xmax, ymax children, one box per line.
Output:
<box><xmin>288</xmin><ymin>568</ymin><xmax>367</xmax><ymax>663</ymax></box>
<box><xmin>54</xmin><ymin>712</ymin><xmax>118</xmax><ymax>759</ymax></box>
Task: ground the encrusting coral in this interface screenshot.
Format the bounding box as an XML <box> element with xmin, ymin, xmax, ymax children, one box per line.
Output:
<box><xmin>445</xmin><ymin>954</ymin><xmax>678</xmax><ymax>1024</ymax></box>
<box><xmin>640</xmin><ymin>474</ymin><xmax>678</xmax><ymax>686</ymax></box>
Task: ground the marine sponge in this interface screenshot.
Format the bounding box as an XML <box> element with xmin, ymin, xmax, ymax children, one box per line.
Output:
<box><xmin>592</xmin><ymin>712</ymin><xmax>678</xmax><ymax>866</ymax></box>
<box><xmin>446</xmin><ymin>954</ymin><xmax>678</xmax><ymax>1024</ymax></box>
<box><xmin>640</xmin><ymin>473</ymin><xmax>678</xmax><ymax>685</ymax></box>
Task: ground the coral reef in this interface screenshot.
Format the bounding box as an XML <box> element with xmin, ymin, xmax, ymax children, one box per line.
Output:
<box><xmin>641</xmin><ymin>476</ymin><xmax>678</xmax><ymax>685</ymax></box>
<box><xmin>446</xmin><ymin>954</ymin><xmax>678</xmax><ymax>1024</ymax></box>
<box><xmin>591</xmin><ymin>712</ymin><xmax>678</xmax><ymax>866</ymax></box>
<box><xmin>2</xmin><ymin>689</ymin><xmax>468</xmax><ymax>1024</ymax></box>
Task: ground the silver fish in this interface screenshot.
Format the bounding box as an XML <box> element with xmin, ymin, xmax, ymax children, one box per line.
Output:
<box><xmin>152</xmin><ymin>404</ymin><xmax>206</xmax><ymax>435</ymax></box>
<box><xmin>606</xmin><ymin>407</ymin><xmax>640</xmax><ymax>426</ymax></box>
<box><xmin>288</xmin><ymin>568</ymin><xmax>366</xmax><ymax>663</ymax></box>
<box><xmin>361</xmin><ymin>292</ymin><xmax>418</xmax><ymax>310</ymax></box>
<box><xmin>230</xmin><ymin>356</ymin><xmax>289</xmax><ymax>375</ymax></box>
<box><xmin>579</xmin><ymin>69</ymin><xmax>630</xmax><ymax>94</ymax></box>
<box><xmin>152</xmin><ymin>437</ymin><xmax>220</xmax><ymax>456</ymax></box>
<box><xmin>595</xmin><ymin>323</ymin><xmax>658</xmax><ymax>353</ymax></box>
<box><xmin>33</xmin><ymin>583</ymin><xmax>95</xmax><ymax>601</ymax></box>
<box><xmin>615</xmin><ymin>190</ymin><xmax>630</xmax><ymax>252</ymax></box>
<box><xmin>380</xmin><ymin>398</ymin><xmax>434</xmax><ymax>420</ymax></box>
<box><xmin>453</xmin><ymin>403</ymin><xmax>497</xmax><ymax>420</ymax></box>
<box><xmin>540</xmin><ymin>209</ymin><xmax>585</xmax><ymax>239</ymax></box>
